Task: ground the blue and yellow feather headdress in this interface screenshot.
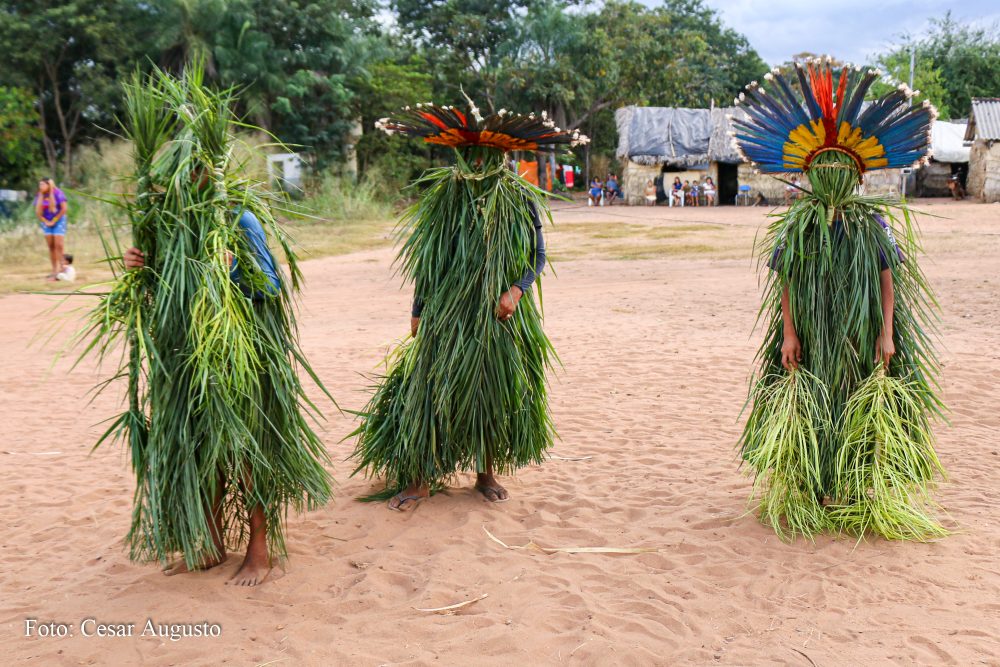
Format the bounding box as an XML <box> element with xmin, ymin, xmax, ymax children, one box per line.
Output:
<box><xmin>732</xmin><ymin>58</ymin><xmax>936</xmax><ymax>175</ymax></box>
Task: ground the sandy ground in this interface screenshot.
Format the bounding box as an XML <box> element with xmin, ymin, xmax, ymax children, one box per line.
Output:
<box><xmin>1</xmin><ymin>199</ymin><xmax>999</xmax><ymax>666</ymax></box>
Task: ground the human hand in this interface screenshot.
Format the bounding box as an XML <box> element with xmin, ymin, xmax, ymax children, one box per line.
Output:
<box><xmin>781</xmin><ymin>330</ymin><xmax>802</xmax><ymax>370</ymax></box>
<box><xmin>123</xmin><ymin>247</ymin><xmax>146</xmax><ymax>270</ymax></box>
<box><xmin>411</xmin><ymin>316</ymin><xmax>420</xmax><ymax>337</ymax></box>
<box><xmin>875</xmin><ymin>330</ymin><xmax>895</xmax><ymax>368</ymax></box>
<box><xmin>496</xmin><ymin>286</ymin><xmax>523</xmax><ymax>321</ymax></box>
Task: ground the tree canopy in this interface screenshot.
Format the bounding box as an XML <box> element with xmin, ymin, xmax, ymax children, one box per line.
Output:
<box><xmin>1</xmin><ymin>1</ymin><xmax>997</xmax><ymax>187</ymax></box>
<box><xmin>0</xmin><ymin>87</ymin><xmax>42</xmax><ymax>188</ymax></box>
<box><xmin>873</xmin><ymin>12</ymin><xmax>1000</xmax><ymax>120</ymax></box>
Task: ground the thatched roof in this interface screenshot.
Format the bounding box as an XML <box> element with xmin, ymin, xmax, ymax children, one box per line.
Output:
<box><xmin>710</xmin><ymin>107</ymin><xmax>745</xmax><ymax>163</ymax></box>
<box><xmin>615</xmin><ymin>105</ymin><xmax>746</xmax><ymax>166</ymax></box>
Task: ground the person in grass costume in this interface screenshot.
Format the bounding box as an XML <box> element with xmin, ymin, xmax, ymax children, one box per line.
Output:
<box><xmin>351</xmin><ymin>101</ymin><xmax>588</xmax><ymax>510</ymax></box>
<box><xmin>81</xmin><ymin>67</ymin><xmax>332</xmax><ymax>585</ymax></box>
<box><xmin>734</xmin><ymin>59</ymin><xmax>947</xmax><ymax>541</ymax></box>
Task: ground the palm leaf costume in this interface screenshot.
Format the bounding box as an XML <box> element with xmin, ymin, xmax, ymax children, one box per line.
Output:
<box><xmin>79</xmin><ymin>67</ymin><xmax>332</xmax><ymax>568</ymax></box>
<box><xmin>351</xmin><ymin>102</ymin><xmax>588</xmax><ymax>495</ymax></box>
<box><xmin>734</xmin><ymin>60</ymin><xmax>947</xmax><ymax>540</ymax></box>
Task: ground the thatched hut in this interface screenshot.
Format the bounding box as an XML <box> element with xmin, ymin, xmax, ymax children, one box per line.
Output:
<box><xmin>965</xmin><ymin>98</ymin><xmax>1000</xmax><ymax>203</ymax></box>
<box><xmin>615</xmin><ymin>106</ymin><xmax>768</xmax><ymax>205</ymax></box>
<box><xmin>616</xmin><ymin>106</ymin><xmax>905</xmax><ymax>205</ymax></box>
<box><xmin>916</xmin><ymin>120</ymin><xmax>970</xmax><ymax>197</ymax></box>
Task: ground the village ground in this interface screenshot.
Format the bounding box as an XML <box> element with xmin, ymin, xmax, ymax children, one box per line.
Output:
<box><xmin>1</xmin><ymin>198</ymin><xmax>998</xmax><ymax>665</ymax></box>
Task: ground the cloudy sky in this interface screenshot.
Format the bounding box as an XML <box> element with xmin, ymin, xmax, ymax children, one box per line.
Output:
<box><xmin>695</xmin><ymin>0</ymin><xmax>1000</xmax><ymax>65</ymax></box>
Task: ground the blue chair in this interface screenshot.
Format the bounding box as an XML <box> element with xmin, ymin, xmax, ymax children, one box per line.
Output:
<box><xmin>735</xmin><ymin>185</ymin><xmax>752</xmax><ymax>206</ymax></box>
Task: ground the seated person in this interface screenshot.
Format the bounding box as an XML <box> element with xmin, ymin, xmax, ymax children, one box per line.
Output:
<box><xmin>784</xmin><ymin>176</ymin><xmax>802</xmax><ymax>205</ymax></box>
<box><xmin>57</xmin><ymin>253</ymin><xmax>75</xmax><ymax>281</ymax></box>
<box><xmin>687</xmin><ymin>180</ymin><xmax>700</xmax><ymax>206</ymax></box>
<box><xmin>589</xmin><ymin>178</ymin><xmax>603</xmax><ymax>206</ymax></box>
<box><xmin>702</xmin><ymin>177</ymin><xmax>717</xmax><ymax>205</ymax></box>
<box><xmin>947</xmin><ymin>176</ymin><xmax>966</xmax><ymax>200</ymax></box>
<box><xmin>604</xmin><ymin>174</ymin><xmax>621</xmax><ymax>205</ymax></box>
<box><xmin>644</xmin><ymin>179</ymin><xmax>657</xmax><ymax>206</ymax></box>
<box><xmin>670</xmin><ymin>177</ymin><xmax>683</xmax><ymax>205</ymax></box>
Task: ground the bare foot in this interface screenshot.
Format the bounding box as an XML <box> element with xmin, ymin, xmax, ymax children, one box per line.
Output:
<box><xmin>475</xmin><ymin>473</ymin><xmax>509</xmax><ymax>503</ymax></box>
<box><xmin>226</xmin><ymin>553</ymin><xmax>272</xmax><ymax>587</ymax></box>
<box><xmin>162</xmin><ymin>554</ymin><xmax>225</xmax><ymax>576</ymax></box>
<box><xmin>388</xmin><ymin>483</ymin><xmax>429</xmax><ymax>512</ymax></box>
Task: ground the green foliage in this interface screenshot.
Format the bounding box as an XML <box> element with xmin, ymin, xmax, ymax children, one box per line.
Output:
<box><xmin>872</xmin><ymin>12</ymin><xmax>1000</xmax><ymax>119</ymax></box>
<box><xmin>236</xmin><ymin>0</ymin><xmax>376</xmax><ymax>166</ymax></box>
<box><xmin>0</xmin><ymin>0</ymin><xmax>151</xmax><ymax>181</ymax></box>
<box><xmin>78</xmin><ymin>66</ymin><xmax>332</xmax><ymax>566</ymax></box>
<box><xmin>870</xmin><ymin>54</ymin><xmax>951</xmax><ymax>120</ymax></box>
<box><xmin>304</xmin><ymin>170</ymin><xmax>397</xmax><ymax>222</ymax></box>
<box><xmin>351</xmin><ymin>152</ymin><xmax>555</xmax><ymax>492</ymax></box>
<box><xmin>354</xmin><ymin>54</ymin><xmax>436</xmax><ymax>184</ymax></box>
<box><xmin>0</xmin><ymin>87</ymin><xmax>42</xmax><ymax>188</ymax></box>
<box><xmin>742</xmin><ymin>155</ymin><xmax>945</xmax><ymax>541</ymax></box>
<box><xmin>147</xmin><ymin>0</ymin><xmax>228</xmax><ymax>75</ymax></box>
<box><xmin>0</xmin><ymin>0</ymin><xmax>771</xmax><ymax>182</ymax></box>
<box><xmin>740</xmin><ymin>368</ymin><xmax>832</xmax><ymax>540</ymax></box>
<box><xmin>392</xmin><ymin>0</ymin><xmax>531</xmax><ymax>102</ymax></box>
<box><xmin>394</xmin><ymin>0</ymin><xmax>767</xmax><ymax>162</ymax></box>
<box><xmin>829</xmin><ymin>368</ymin><xmax>946</xmax><ymax>541</ymax></box>
<box><xmin>151</xmin><ymin>0</ymin><xmax>378</xmax><ymax>166</ymax></box>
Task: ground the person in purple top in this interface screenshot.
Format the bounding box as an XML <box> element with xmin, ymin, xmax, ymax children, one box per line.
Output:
<box><xmin>34</xmin><ymin>178</ymin><xmax>68</xmax><ymax>280</ymax></box>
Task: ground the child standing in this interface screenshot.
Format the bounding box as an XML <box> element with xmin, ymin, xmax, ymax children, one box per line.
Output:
<box><xmin>34</xmin><ymin>178</ymin><xmax>68</xmax><ymax>280</ymax></box>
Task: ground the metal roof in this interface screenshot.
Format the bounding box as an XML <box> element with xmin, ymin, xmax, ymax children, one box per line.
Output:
<box><xmin>965</xmin><ymin>98</ymin><xmax>1000</xmax><ymax>141</ymax></box>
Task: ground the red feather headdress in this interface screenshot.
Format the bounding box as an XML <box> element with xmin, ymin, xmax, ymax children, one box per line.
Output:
<box><xmin>376</xmin><ymin>100</ymin><xmax>589</xmax><ymax>153</ymax></box>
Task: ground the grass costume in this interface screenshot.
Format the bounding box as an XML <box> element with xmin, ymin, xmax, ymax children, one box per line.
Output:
<box><xmin>80</xmin><ymin>67</ymin><xmax>332</xmax><ymax>574</ymax></box>
<box><xmin>351</xmin><ymin>102</ymin><xmax>587</xmax><ymax>504</ymax></box>
<box><xmin>734</xmin><ymin>60</ymin><xmax>947</xmax><ymax>541</ymax></box>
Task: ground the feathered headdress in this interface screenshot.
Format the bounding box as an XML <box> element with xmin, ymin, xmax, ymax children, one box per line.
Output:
<box><xmin>375</xmin><ymin>99</ymin><xmax>589</xmax><ymax>153</ymax></box>
<box><xmin>732</xmin><ymin>58</ymin><xmax>936</xmax><ymax>174</ymax></box>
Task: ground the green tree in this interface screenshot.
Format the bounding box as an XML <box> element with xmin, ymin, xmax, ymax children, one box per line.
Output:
<box><xmin>0</xmin><ymin>0</ymin><xmax>149</xmax><ymax>182</ymax></box>
<box><xmin>392</xmin><ymin>0</ymin><xmax>534</xmax><ymax>107</ymax></box>
<box><xmin>354</xmin><ymin>53</ymin><xmax>435</xmax><ymax>184</ymax></box>
<box><xmin>497</xmin><ymin>0</ymin><xmax>766</xmax><ymax>156</ymax></box>
<box><xmin>874</xmin><ymin>13</ymin><xmax>1000</xmax><ymax>119</ymax></box>
<box><xmin>870</xmin><ymin>53</ymin><xmax>951</xmax><ymax>120</ymax></box>
<box><xmin>147</xmin><ymin>0</ymin><xmax>227</xmax><ymax>77</ymax></box>
<box><xmin>0</xmin><ymin>86</ymin><xmax>42</xmax><ymax>188</ymax></box>
<box><xmin>237</xmin><ymin>0</ymin><xmax>377</xmax><ymax>165</ymax></box>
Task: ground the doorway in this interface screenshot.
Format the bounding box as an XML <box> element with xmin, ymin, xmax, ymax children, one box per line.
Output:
<box><xmin>717</xmin><ymin>162</ymin><xmax>739</xmax><ymax>205</ymax></box>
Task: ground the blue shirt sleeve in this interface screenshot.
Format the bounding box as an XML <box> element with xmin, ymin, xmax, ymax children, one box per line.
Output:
<box><xmin>230</xmin><ymin>210</ymin><xmax>280</xmax><ymax>297</ymax></box>
<box><xmin>875</xmin><ymin>214</ymin><xmax>905</xmax><ymax>271</ymax></box>
<box><xmin>514</xmin><ymin>206</ymin><xmax>545</xmax><ymax>292</ymax></box>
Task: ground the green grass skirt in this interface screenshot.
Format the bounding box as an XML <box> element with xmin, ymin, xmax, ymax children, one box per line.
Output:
<box><xmin>351</xmin><ymin>158</ymin><xmax>556</xmax><ymax>494</ymax></box>
<box><xmin>739</xmin><ymin>187</ymin><xmax>946</xmax><ymax>540</ymax></box>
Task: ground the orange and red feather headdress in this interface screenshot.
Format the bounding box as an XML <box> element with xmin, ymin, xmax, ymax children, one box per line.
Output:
<box><xmin>376</xmin><ymin>101</ymin><xmax>589</xmax><ymax>153</ymax></box>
